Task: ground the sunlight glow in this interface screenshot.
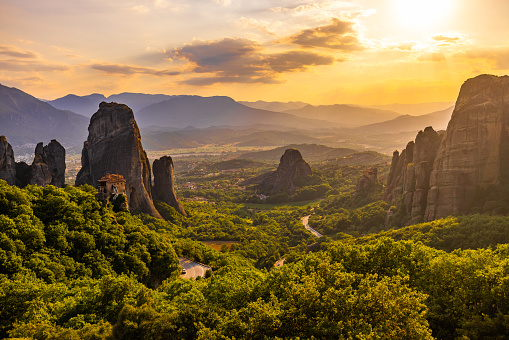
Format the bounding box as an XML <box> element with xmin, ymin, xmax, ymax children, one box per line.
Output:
<box><xmin>394</xmin><ymin>0</ymin><xmax>456</xmax><ymax>31</ymax></box>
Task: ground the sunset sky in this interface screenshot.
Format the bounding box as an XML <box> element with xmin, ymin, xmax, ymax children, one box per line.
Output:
<box><xmin>1</xmin><ymin>0</ymin><xmax>509</xmax><ymax>105</ymax></box>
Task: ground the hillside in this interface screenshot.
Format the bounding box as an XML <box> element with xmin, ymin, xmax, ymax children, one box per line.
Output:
<box><xmin>0</xmin><ymin>84</ymin><xmax>88</xmax><ymax>147</ymax></box>
<box><xmin>368</xmin><ymin>102</ymin><xmax>455</xmax><ymax>116</ymax></box>
<box><xmin>284</xmin><ymin>104</ymin><xmax>401</xmax><ymax>127</ymax></box>
<box><xmin>358</xmin><ymin>106</ymin><xmax>454</xmax><ymax>134</ymax></box>
<box><xmin>238</xmin><ymin>144</ymin><xmax>359</xmax><ymax>162</ymax></box>
<box><xmin>136</xmin><ymin>96</ymin><xmax>337</xmax><ymax>129</ymax></box>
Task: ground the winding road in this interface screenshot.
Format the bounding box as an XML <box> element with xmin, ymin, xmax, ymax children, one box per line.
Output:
<box><xmin>301</xmin><ymin>215</ymin><xmax>322</xmax><ymax>238</ymax></box>
<box><xmin>179</xmin><ymin>257</ymin><xmax>212</xmax><ymax>279</ymax></box>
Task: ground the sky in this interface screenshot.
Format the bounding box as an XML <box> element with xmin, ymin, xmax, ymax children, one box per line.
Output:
<box><xmin>1</xmin><ymin>0</ymin><xmax>509</xmax><ymax>105</ymax></box>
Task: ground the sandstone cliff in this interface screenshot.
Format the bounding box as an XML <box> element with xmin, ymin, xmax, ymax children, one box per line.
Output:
<box><xmin>384</xmin><ymin>126</ymin><xmax>442</xmax><ymax>225</ymax></box>
<box><xmin>153</xmin><ymin>156</ymin><xmax>187</xmax><ymax>217</ymax></box>
<box><xmin>75</xmin><ymin>102</ymin><xmax>162</xmax><ymax>219</ymax></box>
<box><xmin>0</xmin><ymin>136</ymin><xmax>16</xmax><ymax>185</ymax></box>
<box><xmin>0</xmin><ymin>137</ymin><xmax>66</xmax><ymax>188</ymax></box>
<box><xmin>356</xmin><ymin>168</ymin><xmax>378</xmax><ymax>193</ymax></box>
<box><xmin>243</xmin><ymin>148</ymin><xmax>312</xmax><ymax>194</ymax></box>
<box><xmin>425</xmin><ymin>74</ymin><xmax>509</xmax><ymax>220</ymax></box>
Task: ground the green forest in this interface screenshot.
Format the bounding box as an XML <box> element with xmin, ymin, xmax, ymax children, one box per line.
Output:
<box><xmin>3</xmin><ymin>158</ymin><xmax>509</xmax><ymax>339</ymax></box>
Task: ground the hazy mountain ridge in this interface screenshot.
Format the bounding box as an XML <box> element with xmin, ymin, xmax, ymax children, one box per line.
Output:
<box><xmin>357</xmin><ymin>106</ymin><xmax>454</xmax><ymax>134</ymax></box>
<box><xmin>48</xmin><ymin>92</ymin><xmax>175</xmax><ymax>116</ymax></box>
<box><xmin>368</xmin><ymin>102</ymin><xmax>455</xmax><ymax>116</ymax></box>
<box><xmin>239</xmin><ymin>100</ymin><xmax>308</xmax><ymax>112</ymax></box>
<box><xmin>136</xmin><ymin>96</ymin><xmax>338</xmax><ymax>129</ymax></box>
<box><xmin>284</xmin><ymin>104</ymin><xmax>401</xmax><ymax>127</ymax></box>
<box><xmin>0</xmin><ymin>84</ymin><xmax>88</xmax><ymax>147</ymax></box>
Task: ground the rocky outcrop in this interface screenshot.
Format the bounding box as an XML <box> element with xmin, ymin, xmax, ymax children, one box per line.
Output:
<box><xmin>243</xmin><ymin>148</ymin><xmax>312</xmax><ymax>194</ymax></box>
<box><xmin>75</xmin><ymin>102</ymin><xmax>162</xmax><ymax>219</ymax></box>
<box><xmin>0</xmin><ymin>136</ymin><xmax>16</xmax><ymax>185</ymax></box>
<box><xmin>29</xmin><ymin>154</ymin><xmax>52</xmax><ymax>186</ymax></box>
<box><xmin>40</xmin><ymin>140</ymin><xmax>66</xmax><ymax>187</ymax></box>
<box><xmin>0</xmin><ymin>136</ymin><xmax>66</xmax><ymax>188</ymax></box>
<box><xmin>356</xmin><ymin>168</ymin><xmax>377</xmax><ymax>193</ymax></box>
<box><xmin>425</xmin><ymin>74</ymin><xmax>509</xmax><ymax>220</ymax></box>
<box><xmin>384</xmin><ymin>127</ymin><xmax>442</xmax><ymax>224</ymax></box>
<box><xmin>153</xmin><ymin>156</ymin><xmax>187</xmax><ymax>217</ymax></box>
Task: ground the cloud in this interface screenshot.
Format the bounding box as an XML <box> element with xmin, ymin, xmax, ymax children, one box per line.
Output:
<box><xmin>0</xmin><ymin>45</ymin><xmax>38</xmax><ymax>59</ymax></box>
<box><xmin>417</xmin><ymin>52</ymin><xmax>446</xmax><ymax>62</ymax></box>
<box><xmin>0</xmin><ymin>59</ymin><xmax>69</xmax><ymax>72</ymax></box>
<box><xmin>90</xmin><ymin>62</ymin><xmax>180</xmax><ymax>76</ymax></box>
<box><xmin>393</xmin><ymin>42</ymin><xmax>417</xmax><ymax>51</ymax></box>
<box><xmin>213</xmin><ymin>0</ymin><xmax>231</xmax><ymax>6</ymax></box>
<box><xmin>171</xmin><ymin>38</ymin><xmax>336</xmax><ymax>85</ymax></box>
<box><xmin>459</xmin><ymin>47</ymin><xmax>509</xmax><ymax>70</ymax></box>
<box><xmin>431</xmin><ymin>33</ymin><xmax>462</xmax><ymax>44</ymax></box>
<box><xmin>282</xmin><ymin>18</ymin><xmax>364</xmax><ymax>51</ymax></box>
<box><xmin>236</xmin><ymin>17</ymin><xmax>277</xmax><ymax>36</ymax></box>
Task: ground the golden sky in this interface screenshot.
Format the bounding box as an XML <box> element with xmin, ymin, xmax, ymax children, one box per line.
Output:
<box><xmin>1</xmin><ymin>0</ymin><xmax>509</xmax><ymax>105</ymax></box>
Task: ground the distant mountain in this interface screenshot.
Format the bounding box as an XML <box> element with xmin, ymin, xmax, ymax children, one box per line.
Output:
<box><xmin>0</xmin><ymin>84</ymin><xmax>88</xmax><ymax>147</ymax></box>
<box><xmin>48</xmin><ymin>93</ymin><xmax>106</xmax><ymax>117</ymax></box>
<box><xmin>358</xmin><ymin>106</ymin><xmax>454</xmax><ymax>134</ymax></box>
<box><xmin>136</xmin><ymin>96</ymin><xmax>337</xmax><ymax>130</ymax></box>
<box><xmin>284</xmin><ymin>104</ymin><xmax>401</xmax><ymax>127</ymax></box>
<box><xmin>239</xmin><ymin>100</ymin><xmax>308</xmax><ymax>112</ymax></box>
<box><xmin>368</xmin><ymin>102</ymin><xmax>454</xmax><ymax>116</ymax></box>
<box><xmin>48</xmin><ymin>92</ymin><xmax>174</xmax><ymax>116</ymax></box>
<box><xmin>141</xmin><ymin>127</ymin><xmax>321</xmax><ymax>150</ymax></box>
<box><xmin>238</xmin><ymin>144</ymin><xmax>359</xmax><ymax>163</ymax></box>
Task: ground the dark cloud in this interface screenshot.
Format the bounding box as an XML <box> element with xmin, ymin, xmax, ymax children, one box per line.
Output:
<box><xmin>171</xmin><ymin>38</ymin><xmax>336</xmax><ymax>85</ymax></box>
<box><xmin>432</xmin><ymin>34</ymin><xmax>461</xmax><ymax>44</ymax></box>
<box><xmin>90</xmin><ymin>62</ymin><xmax>180</xmax><ymax>76</ymax></box>
<box><xmin>283</xmin><ymin>18</ymin><xmax>364</xmax><ymax>51</ymax></box>
<box><xmin>0</xmin><ymin>45</ymin><xmax>38</xmax><ymax>59</ymax></box>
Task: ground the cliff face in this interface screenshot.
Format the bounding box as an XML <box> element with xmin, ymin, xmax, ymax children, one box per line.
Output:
<box><xmin>425</xmin><ymin>74</ymin><xmax>509</xmax><ymax>220</ymax></box>
<box><xmin>1</xmin><ymin>136</ymin><xmax>65</xmax><ymax>188</ymax></box>
<box><xmin>272</xmin><ymin>149</ymin><xmax>312</xmax><ymax>194</ymax></box>
<box><xmin>75</xmin><ymin>102</ymin><xmax>162</xmax><ymax>219</ymax></box>
<box><xmin>153</xmin><ymin>156</ymin><xmax>187</xmax><ymax>217</ymax></box>
<box><xmin>0</xmin><ymin>136</ymin><xmax>16</xmax><ymax>185</ymax></box>
<box><xmin>385</xmin><ymin>74</ymin><xmax>509</xmax><ymax>224</ymax></box>
<box><xmin>384</xmin><ymin>126</ymin><xmax>442</xmax><ymax>225</ymax></box>
<box><xmin>242</xmin><ymin>148</ymin><xmax>312</xmax><ymax>194</ymax></box>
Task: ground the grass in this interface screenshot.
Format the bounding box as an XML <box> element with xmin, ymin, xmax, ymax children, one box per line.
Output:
<box><xmin>242</xmin><ymin>199</ymin><xmax>322</xmax><ymax>210</ymax></box>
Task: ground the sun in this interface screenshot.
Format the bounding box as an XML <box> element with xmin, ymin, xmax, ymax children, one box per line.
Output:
<box><xmin>394</xmin><ymin>0</ymin><xmax>456</xmax><ymax>30</ymax></box>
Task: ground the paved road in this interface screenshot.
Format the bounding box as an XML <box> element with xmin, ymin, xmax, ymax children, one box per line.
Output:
<box><xmin>178</xmin><ymin>257</ymin><xmax>212</xmax><ymax>279</ymax></box>
<box><xmin>301</xmin><ymin>215</ymin><xmax>322</xmax><ymax>238</ymax></box>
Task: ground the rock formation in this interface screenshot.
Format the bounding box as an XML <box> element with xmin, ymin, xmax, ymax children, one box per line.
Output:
<box><xmin>425</xmin><ymin>74</ymin><xmax>509</xmax><ymax>220</ymax></box>
<box><xmin>385</xmin><ymin>74</ymin><xmax>509</xmax><ymax>224</ymax></box>
<box><xmin>153</xmin><ymin>156</ymin><xmax>187</xmax><ymax>216</ymax></box>
<box><xmin>0</xmin><ymin>136</ymin><xmax>66</xmax><ymax>188</ymax></box>
<box><xmin>384</xmin><ymin>126</ymin><xmax>442</xmax><ymax>225</ymax></box>
<box><xmin>0</xmin><ymin>136</ymin><xmax>16</xmax><ymax>185</ymax></box>
<box><xmin>356</xmin><ymin>168</ymin><xmax>378</xmax><ymax>193</ymax></box>
<box><xmin>40</xmin><ymin>140</ymin><xmax>66</xmax><ymax>187</ymax></box>
<box><xmin>75</xmin><ymin>102</ymin><xmax>162</xmax><ymax>219</ymax></box>
<box><xmin>243</xmin><ymin>148</ymin><xmax>312</xmax><ymax>194</ymax></box>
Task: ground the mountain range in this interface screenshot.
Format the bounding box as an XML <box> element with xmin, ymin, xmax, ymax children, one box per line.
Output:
<box><xmin>0</xmin><ymin>84</ymin><xmax>88</xmax><ymax>147</ymax></box>
<box><xmin>284</xmin><ymin>104</ymin><xmax>401</xmax><ymax>126</ymax></box>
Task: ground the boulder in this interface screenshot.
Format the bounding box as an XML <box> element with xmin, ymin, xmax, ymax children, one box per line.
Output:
<box><xmin>356</xmin><ymin>168</ymin><xmax>378</xmax><ymax>193</ymax></box>
<box><xmin>75</xmin><ymin>102</ymin><xmax>162</xmax><ymax>219</ymax></box>
<box><xmin>153</xmin><ymin>156</ymin><xmax>187</xmax><ymax>217</ymax></box>
<box><xmin>0</xmin><ymin>136</ymin><xmax>16</xmax><ymax>185</ymax></box>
